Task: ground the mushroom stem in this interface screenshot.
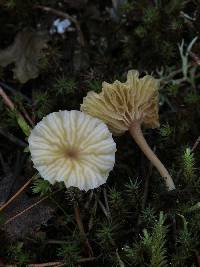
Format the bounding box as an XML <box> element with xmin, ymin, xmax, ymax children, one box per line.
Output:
<box><xmin>129</xmin><ymin>122</ymin><xmax>175</xmax><ymax>191</ymax></box>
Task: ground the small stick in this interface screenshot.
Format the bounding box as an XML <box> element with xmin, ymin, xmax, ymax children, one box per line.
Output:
<box><xmin>0</xmin><ymin>174</ymin><xmax>39</xmax><ymax>212</ymax></box>
<box><xmin>88</xmin><ymin>198</ymin><xmax>97</xmax><ymax>231</ymax></box>
<box><xmin>74</xmin><ymin>202</ymin><xmax>94</xmax><ymax>257</ymax></box>
<box><xmin>0</xmin><ymin>87</ymin><xmax>14</xmax><ymax>110</ymax></box>
<box><xmin>1</xmin><ymin>257</ymin><xmax>97</xmax><ymax>267</ymax></box>
<box><xmin>0</xmin><ymin>81</ymin><xmax>32</xmax><ymax>104</ymax></box>
<box><xmin>20</xmin><ymin>105</ymin><xmax>34</xmax><ymax>127</ymax></box>
<box><xmin>5</xmin><ymin>196</ymin><xmax>48</xmax><ymax>225</ymax></box>
<box><xmin>84</xmin><ymin>190</ymin><xmax>93</xmax><ymax>209</ymax></box>
<box><xmin>95</xmin><ymin>194</ymin><xmax>110</xmax><ymax>219</ymax></box>
<box><xmin>0</xmin><ymin>86</ymin><xmax>32</xmax><ymax>134</ymax></box>
<box><xmin>0</xmin><ymin>173</ymin><xmax>39</xmax><ymax>212</ymax></box>
<box><xmin>103</xmin><ymin>188</ymin><xmax>111</xmax><ymax>218</ymax></box>
<box><xmin>27</xmin><ymin>257</ymin><xmax>97</xmax><ymax>267</ymax></box>
<box><xmin>192</xmin><ymin>136</ymin><xmax>200</xmax><ymax>152</ymax></box>
<box><xmin>4</xmin><ymin>188</ymin><xmax>61</xmax><ymax>225</ymax></box>
<box><xmin>77</xmin><ymin>257</ymin><xmax>96</xmax><ymax>263</ymax></box>
<box><xmin>74</xmin><ymin>203</ymin><xmax>85</xmax><ymax>237</ymax></box>
<box><xmin>0</xmin><ymin>85</ymin><xmax>34</xmax><ymax>126</ymax></box>
<box><xmin>28</xmin><ymin>262</ymin><xmax>62</xmax><ymax>267</ymax></box>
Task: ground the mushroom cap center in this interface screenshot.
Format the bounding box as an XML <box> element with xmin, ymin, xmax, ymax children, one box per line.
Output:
<box><xmin>64</xmin><ymin>147</ymin><xmax>80</xmax><ymax>159</ymax></box>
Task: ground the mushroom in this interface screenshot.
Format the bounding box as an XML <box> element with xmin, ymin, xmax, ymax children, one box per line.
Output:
<box><xmin>28</xmin><ymin>110</ymin><xmax>116</xmax><ymax>191</ymax></box>
<box><xmin>81</xmin><ymin>70</ymin><xmax>175</xmax><ymax>190</ymax></box>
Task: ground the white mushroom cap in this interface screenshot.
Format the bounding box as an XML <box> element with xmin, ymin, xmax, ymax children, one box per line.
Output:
<box><xmin>28</xmin><ymin>110</ymin><xmax>116</xmax><ymax>191</ymax></box>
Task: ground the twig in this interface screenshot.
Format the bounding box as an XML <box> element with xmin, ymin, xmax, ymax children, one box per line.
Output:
<box><xmin>0</xmin><ymin>173</ymin><xmax>39</xmax><ymax>212</ymax></box>
<box><xmin>103</xmin><ymin>187</ymin><xmax>111</xmax><ymax>218</ymax></box>
<box><xmin>26</xmin><ymin>257</ymin><xmax>96</xmax><ymax>267</ymax></box>
<box><xmin>34</xmin><ymin>5</ymin><xmax>85</xmax><ymax>47</ymax></box>
<box><xmin>28</xmin><ymin>262</ymin><xmax>62</xmax><ymax>267</ymax></box>
<box><xmin>192</xmin><ymin>136</ymin><xmax>200</xmax><ymax>152</ymax></box>
<box><xmin>84</xmin><ymin>190</ymin><xmax>93</xmax><ymax>209</ymax></box>
<box><xmin>95</xmin><ymin>194</ymin><xmax>110</xmax><ymax>219</ymax></box>
<box><xmin>20</xmin><ymin>105</ymin><xmax>34</xmax><ymax>127</ymax></box>
<box><xmin>4</xmin><ymin>196</ymin><xmax>47</xmax><ymax>225</ymax></box>
<box><xmin>0</xmin><ymin>87</ymin><xmax>14</xmax><ymax>110</ymax></box>
<box><xmin>0</xmin><ymin>85</ymin><xmax>34</xmax><ymax>126</ymax></box>
<box><xmin>74</xmin><ymin>202</ymin><xmax>85</xmax><ymax>237</ymax></box>
<box><xmin>0</xmin><ymin>81</ymin><xmax>32</xmax><ymax>104</ymax></box>
<box><xmin>0</xmin><ymin>86</ymin><xmax>32</xmax><ymax>135</ymax></box>
<box><xmin>2</xmin><ymin>257</ymin><xmax>96</xmax><ymax>267</ymax></box>
<box><xmin>77</xmin><ymin>257</ymin><xmax>96</xmax><ymax>263</ymax></box>
<box><xmin>74</xmin><ymin>202</ymin><xmax>94</xmax><ymax>257</ymax></box>
<box><xmin>0</xmin><ymin>128</ymin><xmax>27</xmax><ymax>147</ymax></box>
<box><xmin>4</xmin><ymin>188</ymin><xmax>61</xmax><ymax>225</ymax></box>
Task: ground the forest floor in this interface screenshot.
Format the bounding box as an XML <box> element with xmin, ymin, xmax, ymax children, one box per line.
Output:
<box><xmin>0</xmin><ymin>1</ymin><xmax>200</xmax><ymax>266</ymax></box>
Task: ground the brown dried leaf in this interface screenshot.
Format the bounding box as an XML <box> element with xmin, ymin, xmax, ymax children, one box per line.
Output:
<box><xmin>0</xmin><ymin>29</ymin><xmax>49</xmax><ymax>83</ymax></box>
<box><xmin>0</xmin><ymin>171</ymin><xmax>54</xmax><ymax>240</ymax></box>
<box><xmin>3</xmin><ymin>193</ymin><xmax>54</xmax><ymax>240</ymax></box>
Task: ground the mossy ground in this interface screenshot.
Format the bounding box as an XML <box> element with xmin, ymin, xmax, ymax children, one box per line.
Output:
<box><xmin>0</xmin><ymin>0</ymin><xmax>200</xmax><ymax>266</ymax></box>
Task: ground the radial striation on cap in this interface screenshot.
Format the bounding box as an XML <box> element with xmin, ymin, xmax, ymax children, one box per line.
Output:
<box><xmin>28</xmin><ymin>110</ymin><xmax>116</xmax><ymax>191</ymax></box>
<box><xmin>81</xmin><ymin>70</ymin><xmax>160</xmax><ymax>135</ymax></box>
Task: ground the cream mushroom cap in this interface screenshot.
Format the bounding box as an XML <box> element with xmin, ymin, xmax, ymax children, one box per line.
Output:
<box><xmin>81</xmin><ymin>70</ymin><xmax>159</xmax><ymax>135</ymax></box>
<box><xmin>81</xmin><ymin>70</ymin><xmax>175</xmax><ymax>191</ymax></box>
<box><xmin>28</xmin><ymin>110</ymin><xmax>116</xmax><ymax>191</ymax></box>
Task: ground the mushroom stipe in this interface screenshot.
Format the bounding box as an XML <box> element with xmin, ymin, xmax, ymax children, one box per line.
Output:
<box><xmin>129</xmin><ymin>120</ymin><xmax>175</xmax><ymax>190</ymax></box>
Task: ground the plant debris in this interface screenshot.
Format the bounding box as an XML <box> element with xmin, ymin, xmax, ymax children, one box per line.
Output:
<box><xmin>0</xmin><ymin>29</ymin><xmax>49</xmax><ymax>83</ymax></box>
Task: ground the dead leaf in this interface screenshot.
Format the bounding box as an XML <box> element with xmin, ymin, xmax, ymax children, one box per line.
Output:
<box><xmin>3</xmin><ymin>193</ymin><xmax>54</xmax><ymax>240</ymax></box>
<box><xmin>0</xmin><ymin>28</ymin><xmax>49</xmax><ymax>83</ymax></box>
<box><xmin>0</xmin><ymin>155</ymin><xmax>54</xmax><ymax>240</ymax></box>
